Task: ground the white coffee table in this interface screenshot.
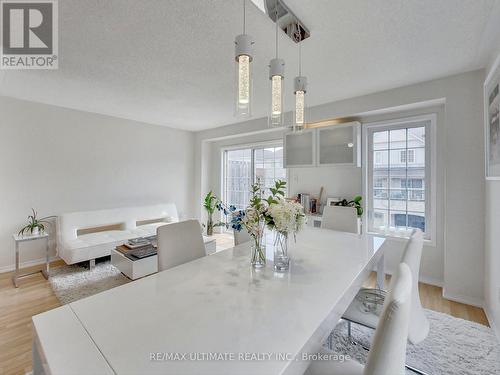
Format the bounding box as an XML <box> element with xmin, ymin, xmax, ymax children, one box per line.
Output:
<box><xmin>111</xmin><ymin>236</ymin><xmax>217</xmax><ymax>280</ymax></box>
<box><xmin>203</xmin><ymin>235</ymin><xmax>216</xmax><ymax>254</ymax></box>
<box><xmin>111</xmin><ymin>248</ymin><xmax>157</xmax><ymax>280</ymax></box>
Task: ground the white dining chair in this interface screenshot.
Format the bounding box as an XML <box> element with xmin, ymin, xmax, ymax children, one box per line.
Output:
<box><xmin>343</xmin><ymin>229</ymin><xmax>429</xmax><ymax>345</ymax></box>
<box><xmin>321</xmin><ymin>205</ymin><xmax>359</xmax><ymax>234</ymax></box>
<box><xmin>305</xmin><ymin>263</ymin><xmax>412</xmax><ymax>375</ymax></box>
<box><xmin>157</xmin><ymin>220</ymin><xmax>206</xmax><ymax>272</ymax></box>
<box><xmin>233</xmin><ymin>228</ymin><xmax>252</xmax><ymax>246</ymax></box>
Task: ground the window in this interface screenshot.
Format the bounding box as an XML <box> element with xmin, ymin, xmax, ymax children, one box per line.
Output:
<box><xmin>375</xmin><ymin>151</ymin><xmax>384</xmax><ymax>165</ymax></box>
<box><xmin>400</xmin><ymin>149</ymin><xmax>415</xmax><ymax>163</ymax></box>
<box><xmin>374</xmin><ymin>177</ymin><xmax>386</xmax><ymax>188</ymax></box>
<box><xmin>365</xmin><ymin>115</ymin><xmax>435</xmax><ymax>240</ymax></box>
<box><xmin>222</xmin><ymin>143</ymin><xmax>286</xmax><ymax>212</ymax></box>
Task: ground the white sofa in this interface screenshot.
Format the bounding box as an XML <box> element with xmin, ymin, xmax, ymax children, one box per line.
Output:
<box><xmin>57</xmin><ymin>204</ymin><xmax>189</xmax><ymax>265</ymax></box>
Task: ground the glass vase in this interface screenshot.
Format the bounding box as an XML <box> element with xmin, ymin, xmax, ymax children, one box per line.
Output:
<box><xmin>206</xmin><ymin>214</ymin><xmax>213</xmax><ymax>236</ymax></box>
<box><xmin>250</xmin><ymin>231</ymin><xmax>266</xmax><ymax>268</ymax></box>
<box><xmin>274</xmin><ymin>231</ymin><xmax>289</xmax><ymax>271</ymax></box>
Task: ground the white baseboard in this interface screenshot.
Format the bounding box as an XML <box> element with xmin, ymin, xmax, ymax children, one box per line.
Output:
<box><xmin>418</xmin><ymin>275</ymin><xmax>444</xmax><ymax>288</ymax></box>
<box><xmin>483</xmin><ymin>305</ymin><xmax>500</xmax><ymax>339</ymax></box>
<box><xmin>442</xmin><ymin>289</ymin><xmax>484</xmax><ymax>308</ymax></box>
<box><xmin>0</xmin><ymin>256</ymin><xmax>60</xmax><ymax>274</ymax></box>
<box><xmin>379</xmin><ymin>266</ymin><xmax>443</xmax><ymax>287</ymax></box>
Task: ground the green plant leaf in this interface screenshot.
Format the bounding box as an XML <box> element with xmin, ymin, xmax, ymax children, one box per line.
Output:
<box><xmin>203</xmin><ymin>191</ymin><xmax>219</xmax><ymax>215</ymax></box>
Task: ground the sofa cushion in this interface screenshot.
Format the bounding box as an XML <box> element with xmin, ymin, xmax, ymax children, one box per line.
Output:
<box><xmin>60</xmin><ymin>230</ymin><xmax>132</xmax><ymax>263</ymax></box>
<box><xmin>129</xmin><ymin>222</ymin><xmax>168</xmax><ymax>238</ymax></box>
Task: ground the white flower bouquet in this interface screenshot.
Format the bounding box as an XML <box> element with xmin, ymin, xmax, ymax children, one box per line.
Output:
<box><xmin>266</xmin><ymin>199</ymin><xmax>305</xmax><ymax>236</ymax></box>
<box><xmin>218</xmin><ymin>180</ymin><xmax>305</xmax><ymax>269</ymax></box>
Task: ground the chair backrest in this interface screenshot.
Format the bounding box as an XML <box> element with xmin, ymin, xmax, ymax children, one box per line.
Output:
<box><xmin>364</xmin><ymin>263</ymin><xmax>412</xmax><ymax>375</ymax></box>
<box><xmin>321</xmin><ymin>205</ymin><xmax>359</xmax><ymax>233</ymax></box>
<box><xmin>157</xmin><ymin>220</ymin><xmax>206</xmax><ymax>272</ymax></box>
<box><xmin>234</xmin><ymin>229</ymin><xmax>252</xmax><ymax>246</ymax></box>
<box><xmin>400</xmin><ymin>228</ymin><xmax>430</xmax><ymax>344</ymax></box>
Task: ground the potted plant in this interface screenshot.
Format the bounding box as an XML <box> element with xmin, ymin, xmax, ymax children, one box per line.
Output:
<box><xmin>203</xmin><ymin>191</ymin><xmax>219</xmax><ymax>236</ymax></box>
<box><xmin>334</xmin><ymin>195</ymin><xmax>363</xmax><ymax>216</ymax></box>
<box><xmin>18</xmin><ymin>209</ymin><xmax>55</xmax><ymax>237</ymax></box>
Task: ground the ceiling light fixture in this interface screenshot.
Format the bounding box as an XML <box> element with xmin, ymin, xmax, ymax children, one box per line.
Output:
<box><xmin>234</xmin><ymin>0</ymin><xmax>254</xmax><ymax>118</ymax></box>
<box><xmin>269</xmin><ymin>0</ymin><xmax>285</xmax><ymax>128</ymax></box>
<box><xmin>293</xmin><ymin>24</ymin><xmax>307</xmax><ymax>132</ymax></box>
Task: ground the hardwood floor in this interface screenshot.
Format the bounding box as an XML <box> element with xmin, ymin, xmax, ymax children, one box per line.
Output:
<box><xmin>363</xmin><ymin>272</ymin><xmax>489</xmax><ymax>326</ymax></box>
<box><xmin>0</xmin><ymin>260</ymin><xmax>64</xmax><ymax>375</ymax></box>
<box><xmin>0</xmin><ymin>239</ymin><xmax>489</xmax><ymax>375</ymax></box>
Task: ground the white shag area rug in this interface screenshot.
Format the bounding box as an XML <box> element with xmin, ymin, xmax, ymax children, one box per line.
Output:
<box><xmin>49</xmin><ymin>260</ymin><xmax>130</xmax><ymax>304</ymax></box>
<box><xmin>328</xmin><ymin>310</ymin><xmax>500</xmax><ymax>375</ymax></box>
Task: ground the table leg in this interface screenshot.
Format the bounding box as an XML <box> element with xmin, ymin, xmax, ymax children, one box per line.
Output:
<box><xmin>42</xmin><ymin>237</ymin><xmax>49</xmax><ymax>279</ymax></box>
<box><xmin>12</xmin><ymin>242</ymin><xmax>19</xmax><ymax>288</ymax></box>
<box><xmin>376</xmin><ymin>254</ymin><xmax>385</xmax><ymax>290</ymax></box>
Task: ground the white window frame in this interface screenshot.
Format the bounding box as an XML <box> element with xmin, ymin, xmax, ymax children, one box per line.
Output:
<box><xmin>220</xmin><ymin>140</ymin><xmax>287</xmax><ymax>211</ymax></box>
<box><xmin>363</xmin><ymin>114</ymin><xmax>437</xmax><ymax>244</ymax></box>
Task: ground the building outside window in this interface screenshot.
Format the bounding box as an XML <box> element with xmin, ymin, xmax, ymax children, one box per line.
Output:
<box><xmin>365</xmin><ymin>115</ymin><xmax>435</xmax><ymax>240</ymax></box>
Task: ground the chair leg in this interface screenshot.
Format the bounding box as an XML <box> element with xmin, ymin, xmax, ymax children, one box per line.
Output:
<box><xmin>346</xmin><ymin>320</ymin><xmax>370</xmax><ymax>350</ymax></box>
<box><xmin>89</xmin><ymin>259</ymin><xmax>95</xmax><ymax>270</ymax></box>
<box><xmin>405</xmin><ymin>364</ymin><xmax>430</xmax><ymax>375</ymax></box>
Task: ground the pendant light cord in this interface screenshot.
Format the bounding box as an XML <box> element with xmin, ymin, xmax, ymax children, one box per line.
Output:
<box><xmin>275</xmin><ymin>0</ymin><xmax>278</xmax><ymax>59</ymax></box>
<box><xmin>293</xmin><ymin>22</ymin><xmax>302</xmax><ymax>76</ymax></box>
<box><xmin>243</xmin><ymin>0</ymin><xmax>246</xmax><ymax>34</ymax></box>
<box><xmin>298</xmin><ymin>27</ymin><xmax>302</xmax><ymax>76</ymax></box>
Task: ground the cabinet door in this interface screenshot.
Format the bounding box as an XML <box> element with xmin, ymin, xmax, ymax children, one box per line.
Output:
<box><xmin>317</xmin><ymin>123</ymin><xmax>361</xmax><ymax>166</ymax></box>
<box><xmin>284</xmin><ymin>129</ymin><xmax>316</xmax><ymax>167</ymax></box>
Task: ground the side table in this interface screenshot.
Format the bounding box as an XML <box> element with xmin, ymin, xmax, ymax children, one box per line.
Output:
<box><xmin>12</xmin><ymin>233</ymin><xmax>50</xmax><ymax>287</ymax></box>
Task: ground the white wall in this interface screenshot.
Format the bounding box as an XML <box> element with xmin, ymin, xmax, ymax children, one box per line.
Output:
<box><xmin>0</xmin><ymin>96</ymin><xmax>195</xmax><ymax>272</ymax></box>
<box><xmin>484</xmin><ymin>52</ymin><xmax>500</xmax><ymax>337</ymax></box>
<box><xmin>195</xmin><ymin>70</ymin><xmax>485</xmax><ymax>305</ymax></box>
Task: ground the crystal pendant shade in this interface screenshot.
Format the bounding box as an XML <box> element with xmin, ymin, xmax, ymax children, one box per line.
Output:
<box><xmin>234</xmin><ymin>34</ymin><xmax>254</xmax><ymax>118</ymax></box>
<box><xmin>293</xmin><ymin>76</ymin><xmax>307</xmax><ymax>131</ymax></box>
<box><xmin>269</xmin><ymin>57</ymin><xmax>285</xmax><ymax>128</ymax></box>
<box><xmin>235</xmin><ymin>53</ymin><xmax>251</xmax><ymax>117</ymax></box>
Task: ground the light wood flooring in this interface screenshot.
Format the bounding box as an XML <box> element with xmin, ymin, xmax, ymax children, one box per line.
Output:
<box><xmin>0</xmin><ymin>234</ymin><xmax>489</xmax><ymax>375</ymax></box>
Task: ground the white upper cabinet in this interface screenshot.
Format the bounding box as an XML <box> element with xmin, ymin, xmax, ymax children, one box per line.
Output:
<box><xmin>284</xmin><ymin>129</ymin><xmax>316</xmax><ymax>168</ymax></box>
<box><xmin>317</xmin><ymin>122</ymin><xmax>361</xmax><ymax>167</ymax></box>
<box><xmin>284</xmin><ymin>122</ymin><xmax>361</xmax><ymax>168</ymax></box>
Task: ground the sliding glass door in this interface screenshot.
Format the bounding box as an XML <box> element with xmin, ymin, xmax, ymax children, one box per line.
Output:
<box><xmin>254</xmin><ymin>145</ymin><xmax>286</xmax><ymax>196</ymax></box>
<box><xmin>223</xmin><ymin>148</ymin><xmax>252</xmax><ymax>211</ymax></box>
<box><xmin>222</xmin><ymin>143</ymin><xmax>286</xmax><ymax>212</ymax></box>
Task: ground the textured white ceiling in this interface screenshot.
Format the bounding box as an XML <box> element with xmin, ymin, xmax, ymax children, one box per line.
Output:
<box><xmin>1</xmin><ymin>0</ymin><xmax>499</xmax><ymax>131</ymax></box>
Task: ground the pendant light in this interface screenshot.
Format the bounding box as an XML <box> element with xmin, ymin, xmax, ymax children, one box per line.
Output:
<box><xmin>293</xmin><ymin>25</ymin><xmax>307</xmax><ymax>132</ymax></box>
<box><xmin>234</xmin><ymin>0</ymin><xmax>254</xmax><ymax>118</ymax></box>
<box><xmin>269</xmin><ymin>0</ymin><xmax>285</xmax><ymax>128</ymax></box>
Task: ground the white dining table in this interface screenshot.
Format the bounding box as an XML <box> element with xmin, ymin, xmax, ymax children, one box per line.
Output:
<box><xmin>32</xmin><ymin>227</ymin><xmax>386</xmax><ymax>375</ymax></box>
